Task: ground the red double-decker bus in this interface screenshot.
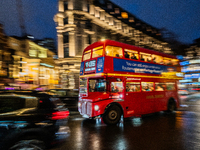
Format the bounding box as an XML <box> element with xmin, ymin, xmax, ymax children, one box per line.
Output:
<box><xmin>78</xmin><ymin>40</ymin><xmax>183</xmax><ymax>125</ymax></box>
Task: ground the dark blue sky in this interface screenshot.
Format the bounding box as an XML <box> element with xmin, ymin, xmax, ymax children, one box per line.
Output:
<box><xmin>0</xmin><ymin>0</ymin><xmax>199</xmax><ymax>44</ymax></box>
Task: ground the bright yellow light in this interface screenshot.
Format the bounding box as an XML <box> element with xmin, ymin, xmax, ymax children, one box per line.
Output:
<box><xmin>101</xmin><ymin>39</ymin><xmax>106</xmax><ymax>41</ymax></box>
<box><xmin>121</xmin><ymin>12</ymin><xmax>128</xmax><ymax>19</ymax></box>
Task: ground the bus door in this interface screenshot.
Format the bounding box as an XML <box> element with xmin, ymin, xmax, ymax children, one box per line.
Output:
<box><xmin>141</xmin><ymin>82</ymin><xmax>155</xmax><ymax>114</ymax></box>
<box><xmin>125</xmin><ymin>81</ymin><xmax>142</xmax><ymax>116</ymax></box>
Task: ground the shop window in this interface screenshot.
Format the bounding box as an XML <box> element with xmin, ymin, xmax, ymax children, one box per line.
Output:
<box><xmin>105</xmin><ymin>46</ymin><xmax>123</xmax><ymax>58</ymax></box>
<box><xmin>124</xmin><ymin>49</ymin><xmax>138</xmax><ymax>60</ymax></box>
<box><xmin>155</xmin><ymin>83</ymin><xmax>166</xmax><ymax>91</ymax></box>
<box><xmin>83</xmin><ymin>50</ymin><xmax>91</xmax><ymax>61</ymax></box>
<box><xmin>140</xmin><ymin>52</ymin><xmax>151</xmax><ymax>62</ymax></box>
<box><xmin>92</xmin><ymin>46</ymin><xmax>103</xmax><ymax>58</ymax></box>
<box><xmin>152</xmin><ymin>54</ymin><xmax>163</xmax><ymax>64</ymax></box>
<box><xmin>126</xmin><ymin>82</ymin><xmax>140</xmax><ymax>92</ymax></box>
<box><xmin>166</xmin><ymin>82</ymin><xmax>175</xmax><ymax>91</ymax></box>
<box><xmin>142</xmin><ymin>82</ymin><xmax>154</xmax><ymax>91</ymax></box>
<box><xmin>111</xmin><ymin>82</ymin><xmax>123</xmax><ymax>92</ymax></box>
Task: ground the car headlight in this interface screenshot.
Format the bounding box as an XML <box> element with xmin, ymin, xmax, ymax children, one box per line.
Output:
<box><xmin>94</xmin><ymin>105</ymin><xmax>99</xmax><ymax>111</ymax></box>
<box><xmin>78</xmin><ymin>102</ymin><xmax>81</xmax><ymax>107</ymax></box>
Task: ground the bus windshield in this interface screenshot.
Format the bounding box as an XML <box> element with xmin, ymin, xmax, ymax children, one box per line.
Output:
<box><xmin>80</xmin><ymin>78</ymin><xmax>87</xmax><ymax>94</ymax></box>
<box><xmin>89</xmin><ymin>79</ymin><xmax>106</xmax><ymax>92</ymax></box>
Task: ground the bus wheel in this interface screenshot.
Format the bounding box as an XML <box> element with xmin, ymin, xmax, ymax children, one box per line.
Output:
<box><xmin>103</xmin><ymin>105</ymin><xmax>122</xmax><ymax>125</ymax></box>
<box><xmin>167</xmin><ymin>100</ymin><xmax>176</xmax><ymax>112</ymax></box>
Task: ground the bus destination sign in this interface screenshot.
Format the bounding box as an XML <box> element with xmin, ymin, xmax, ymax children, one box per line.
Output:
<box><xmin>85</xmin><ymin>60</ymin><xmax>96</xmax><ymax>72</ymax></box>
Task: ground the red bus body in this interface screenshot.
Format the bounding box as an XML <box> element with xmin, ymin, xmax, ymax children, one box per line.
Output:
<box><xmin>78</xmin><ymin>40</ymin><xmax>183</xmax><ymax>124</ymax></box>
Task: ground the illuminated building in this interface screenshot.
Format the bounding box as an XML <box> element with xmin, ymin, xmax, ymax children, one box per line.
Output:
<box><xmin>0</xmin><ymin>24</ymin><xmax>14</xmax><ymax>87</ymax></box>
<box><xmin>34</xmin><ymin>38</ymin><xmax>57</xmax><ymax>54</ymax></box>
<box><xmin>54</xmin><ymin>0</ymin><xmax>173</xmax><ymax>89</ymax></box>
<box><xmin>180</xmin><ymin>38</ymin><xmax>200</xmax><ymax>92</ymax></box>
<box><xmin>6</xmin><ymin>36</ymin><xmax>59</xmax><ymax>90</ymax></box>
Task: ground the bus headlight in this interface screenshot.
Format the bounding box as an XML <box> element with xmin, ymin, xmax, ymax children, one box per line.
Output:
<box><xmin>94</xmin><ymin>105</ymin><xmax>99</xmax><ymax>111</ymax></box>
<box><xmin>119</xmin><ymin>94</ymin><xmax>123</xmax><ymax>99</ymax></box>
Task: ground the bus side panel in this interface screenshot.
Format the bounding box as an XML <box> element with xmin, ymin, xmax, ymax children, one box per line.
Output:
<box><xmin>124</xmin><ymin>91</ymin><xmax>142</xmax><ymax>117</ymax></box>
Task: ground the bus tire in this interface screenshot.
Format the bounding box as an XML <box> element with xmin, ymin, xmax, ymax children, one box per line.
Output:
<box><xmin>167</xmin><ymin>99</ymin><xmax>176</xmax><ymax>113</ymax></box>
<box><xmin>102</xmin><ymin>105</ymin><xmax>122</xmax><ymax>125</ymax></box>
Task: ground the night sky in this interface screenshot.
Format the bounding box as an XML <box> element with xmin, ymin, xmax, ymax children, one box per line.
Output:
<box><xmin>0</xmin><ymin>0</ymin><xmax>199</xmax><ymax>44</ymax></box>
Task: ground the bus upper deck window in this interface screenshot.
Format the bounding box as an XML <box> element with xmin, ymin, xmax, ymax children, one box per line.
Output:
<box><xmin>124</xmin><ymin>49</ymin><xmax>138</xmax><ymax>60</ymax></box>
<box><xmin>152</xmin><ymin>54</ymin><xmax>163</xmax><ymax>64</ymax></box>
<box><xmin>92</xmin><ymin>46</ymin><xmax>103</xmax><ymax>58</ymax></box>
<box><xmin>140</xmin><ymin>52</ymin><xmax>151</xmax><ymax>62</ymax></box>
<box><xmin>83</xmin><ymin>50</ymin><xmax>91</xmax><ymax>61</ymax></box>
<box><xmin>163</xmin><ymin>57</ymin><xmax>172</xmax><ymax>65</ymax></box>
<box><xmin>105</xmin><ymin>46</ymin><xmax>123</xmax><ymax>58</ymax></box>
<box><xmin>172</xmin><ymin>59</ymin><xmax>179</xmax><ymax>66</ymax></box>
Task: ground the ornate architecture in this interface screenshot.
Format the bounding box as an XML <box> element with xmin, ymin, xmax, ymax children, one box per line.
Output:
<box><xmin>54</xmin><ymin>0</ymin><xmax>173</xmax><ymax>89</ymax></box>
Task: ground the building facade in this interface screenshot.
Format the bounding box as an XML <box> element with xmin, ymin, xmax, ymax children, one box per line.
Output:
<box><xmin>54</xmin><ymin>0</ymin><xmax>173</xmax><ymax>89</ymax></box>
<box><xmin>0</xmin><ymin>24</ymin><xmax>14</xmax><ymax>86</ymax></box>
<box><xmin>180</xmin><ymin>38</ymin><xmax>200</xmax><ymax>92</ymax></box>
<box><xmin>5</xmin><ymin>36</ymin><xmax>59</xmax><ymax>90</ymax></box>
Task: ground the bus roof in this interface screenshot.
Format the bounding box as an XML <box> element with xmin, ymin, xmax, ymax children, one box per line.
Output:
<box><xmin>83</xmin><ymin>40</ymin><xmax>177</xmax><ymax>59</ymax></box>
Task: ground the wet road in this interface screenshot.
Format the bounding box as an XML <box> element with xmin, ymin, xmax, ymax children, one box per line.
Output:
<box><xmin>52</xmin><ymin>99</ymin><xmax>200</xmax><ymax>150</ymax></box>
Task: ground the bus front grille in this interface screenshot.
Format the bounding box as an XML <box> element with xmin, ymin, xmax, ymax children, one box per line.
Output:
<box><xmin>81</xmin><ymin>101</ymin><xmax>92</xmax><ymax>117</ymax></box>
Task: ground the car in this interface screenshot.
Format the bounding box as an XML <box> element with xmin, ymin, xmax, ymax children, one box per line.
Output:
<box><xmin>48</xmin><ymin>89</ymin><xmax>79</xmax><ymax>111</ymax></box>
<box><xmin>0</xmin><ymin>92</ymin><xmax>70</xmax><ymax>150</ymax></box>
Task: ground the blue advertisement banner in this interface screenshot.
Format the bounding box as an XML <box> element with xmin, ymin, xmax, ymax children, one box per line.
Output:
<box><xmin>80</xmin><ymin>62</ymin><xmax>84</xmax><ymax>75</ymax></box>
<box><xmin>96</xmin><ymin>57</ymin><xmax>105</xmax><ymax>73</ymax></box>
<box><xmin>113</xmin><ymin>58</ymin><xmax>175</xmax><ymax>74</ymax></box>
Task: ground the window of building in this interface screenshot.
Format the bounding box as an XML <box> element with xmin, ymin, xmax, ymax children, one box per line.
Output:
<box><xmin>38</xmin><ymin>50</ymin><xmax>47</xmax><ymax>58</ymax></box>
<box><xmin>166</xmin><ymin>82</ymin><xmax>175</xmax><ymax>91</ymax></box>
<box><xmin>140</xmin><ymin>52</ymin><xmax>151</xmax><ymax>62</ymax></box>
<box><xmin>155</xmin><ymin>83</ymin><xmax>166</xmax><ymax>91</ymax></box>
<box><xmin>105</xmin><ymin>46</ymin><xmax>123</xmax><ymax>58</ymax></box>
<box><xmin>142</xmin><ymin>82</ymin><xmax>154</xmax><ymax>91</ymax></box>
<box><xmin>64</xmin><ymin>47</ymin><xmax>69</xmax><ymax>58</ymax></box>
<box><xmin>83</xmin><ymin>50</ymin><xmax>91</xmax><ymax>61</ymax></box>
<box><xmin>64</xmin><ymin>1</ymin><xmax>68</xmax><ymax>10</ymax></box>
<box><xmin>124</xmin><ymin>49</ymin><xmax>138</xmax><ymax>60</ymax></box>
<box><xmin>63</xmin><ymin>32</ymin><xmax>69</xmax><ymax>43</ymax></box>
<box><xmin>126</xmin><ymin>82</ymin><xmax>140</xmax><ymax>92</ymax></box>
<box><xmin>111</xmin><ymin>82</ymin><xmax>123</xmax><ymax>92</ymax></box>
<box><xmin>92</xmin><ymin>46</ymin><xmax>103</xmax><ymax>58</ymax></box>
<box><xmin>64</xmin><ymin>17</ymin><xmax>68</xmax><ymax>25</ymax></box>
<box><xmin>152</xmin><ymin>54</ymin><xmax>163</xmax><ymax>64</ymax></box>
<box><xmin>29</xmin><ymin>49</ymin><xmax>37</xmax><ymax>57</ymax></box>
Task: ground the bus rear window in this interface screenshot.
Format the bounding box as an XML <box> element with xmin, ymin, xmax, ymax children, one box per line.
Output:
<box><xmin>105</xmin><ymin>46</ymin><xmax>123</xmax><ymax>58</ymax></box>
<box><xmin>83</xmin><ymin>50</ymin><xmax>91</xmax><ymax>61</ymax></box>
<box><xmin>92</xmin><ymin>46</ymin><xmax>103</xmax><ymax>58</ymax></box>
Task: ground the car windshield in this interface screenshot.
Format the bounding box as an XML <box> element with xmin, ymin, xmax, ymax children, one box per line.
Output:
<box><xmin>89</xmin><ymin>79</ymin><xmax>106</xmax><ymax>92</ymax></box>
